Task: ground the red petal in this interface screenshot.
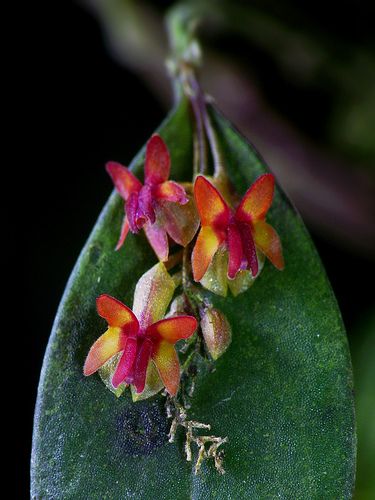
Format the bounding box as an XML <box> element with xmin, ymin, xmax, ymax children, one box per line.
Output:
<box><xmin>146</xmin><ymin>316</ymin><xmax>197</xmax><ymax>344</ymax></box>
<box><xmin>115</xmin><ymin>213</ymin><xmax>130</xmax><ymax>251</ymax></box>
<box><xmin>144</xmin><ymin>134</ymin><xmax>170</xmax><ymax>185</ymax></box>
<box><xmin>133</xmin><ymin>338</ymin><xmax>153</xmax><ymax>394</ymax></box>
<box><xmin>235</xmin><ymin>174</ymin><xmax>275</xmax><ymax>223</ymax></box>
<box><xmin>126</xmin><ymin>192</ymin><xmax>141</xmax><ymax>233</ymax></box>
<box><xmin>194</xmin><ymin>176</ymin><xmax>230</xmax><ymax>229</ymax></box>
<box><xmin>106</xmin><ymin>162</ymin><xmax>142</xmax><ymax>201</ymax></box>
<box><xmin>112</xmin><ymin>337</ymin><xmax>137</xmax><ymax>388</ymax></box>
<box><xmin>83</xmin><ymin>327</ymin><xmax>125</xmax><ymax>376</ymax></box>
<box><xmin>227</xmin><ymin>223</ymin><xmax>243</xmax><ymax>279</ymax></box>
<box><xmin>253</xmin><ymin>220</ymin><xmax>284</xmax><ymax>270</ymax></box>
<box><xmin>143</xmin><ymin>220</ymin><xmax>169</xmax><ymax>261</ymax></box>
<box><xmin>138</xmin><ymin>185</ymin><xmax>156</xmax><ymax>224</ymax></box>
<box><xmin>192</xmin><ymin>226</ymin><xmax>224</xmax><ymax>281</ymax></box>
<box><xmin>96</xmin><ymin>294</ymin><xmax>139</xmax><ymax>331</ymax></box>
<box><xmin>152</xmin><ymin>340</ymin><xmax>180</xmax><ymax>396</ymax></box>
<box><xmin>238</xmin><ymin>223</ymin><xmax>259</xmax><ymax>277</ymax></box>
<box><xmin>154</xmin><ymin>181</ymin><xmax>188</xmax><ymax>204</ymax></box>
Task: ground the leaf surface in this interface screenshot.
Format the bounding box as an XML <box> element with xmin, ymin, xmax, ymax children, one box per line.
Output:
<box><xmin>31</xmin><ymin>101</ymin><xmax>355</xmax><ymax>499</ymax></box>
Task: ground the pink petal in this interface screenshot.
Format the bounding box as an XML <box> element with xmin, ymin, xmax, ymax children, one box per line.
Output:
<box><xmin>144</xmin><ymin>134</ymin><xmax>170</xmax><ymax>185</ymax></box>
<box><xmin>238</xmin><ymin>222</ymin><xmax>259</xmax><ymax>277</ymax></box>
<box><xmin>126</xmin><ymin>192</ymin><xmax>141</xmax><ymax>233</ymax></box>
<box><xmin>227</xmin><ymin>223</ymin><xmax>243</xmax><ymax>279</ymax></box>
<box><xmin>143</xmin><ymin>220</ymin><xmax>169</xmax><ymax>261</ymax></box>
<box><xmin>112</xmin><ymin>337</ymin><xmax>137</xmax><ymax>388</ymax></box>
<box><xmin>106</xmin><ymin>162</ymin><xmax>142</xmax><ymax>200</ymax></box>
<box><xmin>133</xmin><ymin>338</ymin><xmax>153</xmax><ymax>393</ymax></box>
<box><xmin>138</xmin><ymin>185</ymin><xmax>156</xmax><ymax>224</ymax></box>
<box><xmin>115</xmin><ymin>212</ymin><xmax>130</xmax><ymax>250</ymax></box>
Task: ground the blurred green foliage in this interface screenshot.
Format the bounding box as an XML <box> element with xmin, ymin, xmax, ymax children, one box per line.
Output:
<box><xmin>351</xmin><ymin>313</ymin><xmax>375</xmax><ymax>499</ymax></box>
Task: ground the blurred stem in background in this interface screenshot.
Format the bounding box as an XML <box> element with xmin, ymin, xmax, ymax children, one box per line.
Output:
<box><xmin>83</xmin><ymin>0</ymin><xmax>375</xmax><ymax>256</ymax></box>
<box><xmin>80</xmin><ymin>1</ymin><xmax>374</xmax><ymax>496</ymax></box>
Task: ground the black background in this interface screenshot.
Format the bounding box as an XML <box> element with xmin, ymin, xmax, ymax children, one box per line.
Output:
<box><xmin>18</xmin><ymin>1</ymin><xmax>373</xmax><ymax>497</ymax></box>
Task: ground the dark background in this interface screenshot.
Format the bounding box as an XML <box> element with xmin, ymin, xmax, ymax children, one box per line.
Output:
<box><xmin>22</xmin><ymin>1</ymin><xmax>374</xmax><ymax>497</ymax></box>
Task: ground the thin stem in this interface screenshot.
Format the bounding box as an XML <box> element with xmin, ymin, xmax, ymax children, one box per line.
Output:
<box><xmin>188</xmin><ymin>72</ymin><xmax>226</xmax><ymax>178</ymax></box>
<box><xmin>201</xmin><ymin>106</ymin><xmax>226</xmax><ymax>178</ymax></box>
<box><xmin>189</xmin><ymin>82</ymin><xmax>207</xmax><ymax>174</ymax></box>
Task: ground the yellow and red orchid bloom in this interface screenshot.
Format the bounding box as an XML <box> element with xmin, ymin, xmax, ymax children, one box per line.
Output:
<box><xmin>83</xmin><ymin>294</ymin><xmax>197</xmax><ymax>396</ymax></box>
<box><xmin>83</xmin><ymin>263</ymin><xmax>197</xmax><ymax>397</ymax></box>
<box><xmin>192</xmin><ymin>174</ymin><xmax>284</xmax><ymax>282</ymax></box>
<box><xmin>106</xmin><ymin>134</ymin><xmax>193</xmax><ymax>261</ymax></box>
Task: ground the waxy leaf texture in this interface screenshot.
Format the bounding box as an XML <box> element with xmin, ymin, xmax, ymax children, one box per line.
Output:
<box><xmin>32</xmin><ymin>99</ymin><xmax>355</xmax><ymax>499</ymax></box>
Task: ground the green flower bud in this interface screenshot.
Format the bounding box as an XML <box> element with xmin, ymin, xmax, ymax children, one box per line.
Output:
<box><xmin>200</xmin><ymin>308</ymin><xmax>232</xmax><ymax>360</ymax></box>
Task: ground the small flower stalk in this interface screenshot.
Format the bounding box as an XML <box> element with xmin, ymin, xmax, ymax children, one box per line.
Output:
<box><xmin>83</xmin><ymin>94</ymin><xmax>284</xmax><ymax>475</ymax></box>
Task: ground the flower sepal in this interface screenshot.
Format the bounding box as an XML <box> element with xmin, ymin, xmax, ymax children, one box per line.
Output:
<box><xmin>98</xmin><ymin>352</ymin><xmax>127</xmax><ymax>397</ymax></box>
<box><xmin>131</xmin><ymin>361</ymin><xmax>164</xmax><ymax>402</ymax></box>
<box><xmin>199</xmin><ymin>245</ymin><xmax>265</xmax><ymax>297</ymax></box>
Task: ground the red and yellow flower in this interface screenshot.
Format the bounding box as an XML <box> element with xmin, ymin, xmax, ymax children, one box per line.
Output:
<box><xmin>107</xmin><ymin>134</ymin><xmax>198</xmax><ymax>261</ymax></box>
<box><xmin>192</xmin><ymin>174</ymin><xmax>284</xmax><ymax>283</ymax></box>
<box><xmin>83</xmin><ymin>263</ymin><xmax>197</xmax><ymax>397</ymax></box>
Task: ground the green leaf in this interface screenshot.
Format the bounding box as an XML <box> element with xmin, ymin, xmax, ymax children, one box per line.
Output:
<box><xmin>351</xmin><ymin>312</ymin><xmax>375</xmax><ymax>500</ymax></box>
<box><xmin>31</xmin><ymin>100</ymin><xmax>355</xmax><ymax>499</ymax></box>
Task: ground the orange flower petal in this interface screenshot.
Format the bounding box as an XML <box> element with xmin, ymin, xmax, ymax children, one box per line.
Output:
<box><xmin>96</xmin><ymin>294</ymin><xmax>139</xmax><ymax>331</ymax></box>
<box><xmin>192</xmin><ymin>226</ymin><xmax>224</xmax><ymax>281</ymax></box>
<box><xmin>106</xmin><ymin>162</ymin><xmax>142</xmax><ymax>201</ymax></box>
<box><xmin>144</xmin><ymin>134</ymin><xmax>170</xmax><ymax>185</ymax></box>
<box><xmin>83</xmin><ymin>327</ymin><xmax>125</xmax><ymax>376</ymax></box>
<box><xmin>253</xmin><ymin>220</ymin><xmax>284</xmax><ymax>270</ymax></box>
<box><xmin>146</xmin><ymin>316</ymin><xmax>197</xmax><ymax>344</ymax></box>
<box><xmin>236</xmin><ymin>173</ymin><xmax>275</xmax><ymax>223</ymax></box>
<box><xmin>194</xmin><ymin>176</ymin><xmax>230</xmax><ymax>229</ymax></box>
<box><xmin>152</xmin><ymin>340</ymin><xmax>180</xmax><ymax>396</ymax></box>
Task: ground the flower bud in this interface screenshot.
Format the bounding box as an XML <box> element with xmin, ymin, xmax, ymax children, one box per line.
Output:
<box><xmin>200</xmin><ymin>308</ymin><xmax>232</xmax><ymax>360</ymax></box>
